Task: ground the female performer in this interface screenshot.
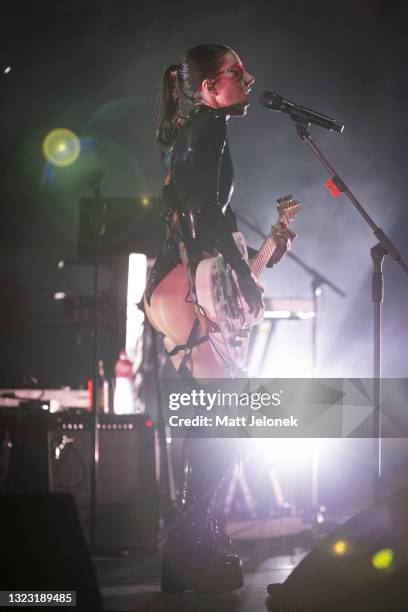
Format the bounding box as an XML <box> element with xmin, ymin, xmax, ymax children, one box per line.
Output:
<box><xmin>145</xmin><ymin>44</ymin><xmax>293</xmax><ymax>594</ymax></box>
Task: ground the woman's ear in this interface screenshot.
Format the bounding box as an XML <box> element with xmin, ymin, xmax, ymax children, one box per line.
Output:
<box><xmin>202</xmin><ymin>78</ymin><xmax>216</xmax><ymax>95</ymax></box>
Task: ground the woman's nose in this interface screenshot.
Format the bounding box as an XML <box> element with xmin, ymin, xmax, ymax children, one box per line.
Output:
<box><xmin>245</xmin><ymin>71</ymin><xmax>255</xmax><ymax>86</ymax></box>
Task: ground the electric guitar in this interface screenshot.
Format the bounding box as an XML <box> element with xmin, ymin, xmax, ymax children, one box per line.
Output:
<box><xmin>144</xmin><ymin>195</ymin><xmax>301</xmax><ymax>378</ymax></box>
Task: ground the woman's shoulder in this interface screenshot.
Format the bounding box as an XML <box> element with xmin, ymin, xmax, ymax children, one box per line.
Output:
<box><xmin>169</xmin><ymin>106</ymin><xmax>228</xmax><ymax>161</ymax></box>
<box><xmin>182</xmin><ymin>105</ymin><xmax>228</xmax><ymax>145</ymax></box>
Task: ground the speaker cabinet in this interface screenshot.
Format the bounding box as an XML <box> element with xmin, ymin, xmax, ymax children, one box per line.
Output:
<box><xmin>48</xmin><ymin>413</ymin><xmax>158</xmax><ymax>551</ymax></box>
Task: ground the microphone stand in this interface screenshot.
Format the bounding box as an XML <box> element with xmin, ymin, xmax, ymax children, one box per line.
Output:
<box><xmin>291</xmin><ymin>115</ymin><xmax>408</xmax><ymax>502</ymax></box>
<box><xmin>236</xmin><ymin>213</ymin><xmax>345</xmax><ymax>513</ymax></box>
<box><xmin>88</xmin><ymin>170</ymin><xmax>105</xmax><ymax>551</ymax></box>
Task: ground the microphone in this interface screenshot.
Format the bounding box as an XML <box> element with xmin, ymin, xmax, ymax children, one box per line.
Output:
<box><xmin>259</xmin><ymin>91</ymin><xmax>344</xmax><ymax>133</ymax></box>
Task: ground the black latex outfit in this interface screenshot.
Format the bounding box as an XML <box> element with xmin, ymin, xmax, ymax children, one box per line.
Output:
<box><xmin>152</xmin><ymin>105</ymin><xmax>247</xmax><ymax>593</ymax></box>
<box><xmin>146</xmin><ymin>104</ymin><xmax>254</xmax><ymax>307</ymax></box>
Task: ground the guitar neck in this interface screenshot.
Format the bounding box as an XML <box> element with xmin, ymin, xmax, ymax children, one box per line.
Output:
<box><xmin>249</xmin><ymin>196</ymin><xmax>300</xmax><ymax>279</ymax></box>
<box><xmin>250</xmin><ymin>234</ymin><xmax>277</xmax><ymax>280</ymax></box>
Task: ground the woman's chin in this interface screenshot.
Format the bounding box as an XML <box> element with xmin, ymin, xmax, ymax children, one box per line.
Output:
<box><xmin>226</xmin><ymin>100</ymin><xmax>250</xmax><ymax>116</ymax></box>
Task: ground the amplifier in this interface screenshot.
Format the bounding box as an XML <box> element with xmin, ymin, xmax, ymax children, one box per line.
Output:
<box><xmin>1</xmin><ymin>411</ymin><xmax>158</xmax><ymax>551</ymax></box>
<box><xmin>48</xmin><ymin>413</ymin><xmax>158</xmax><ymax>551</ymax></box>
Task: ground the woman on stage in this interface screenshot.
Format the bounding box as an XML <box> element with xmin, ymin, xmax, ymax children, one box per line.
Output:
<box><xmin>145</xmin><ymin>43</ymin><xmax>293</xmax><ymax>593</ymax></box>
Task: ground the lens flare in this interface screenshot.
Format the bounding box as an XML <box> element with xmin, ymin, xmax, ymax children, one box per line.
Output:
<box><xmin>42</xmin><ymin>128</ymin><xmax>80</xmax><ymax>167</ymax></box>
<box><xmin>333</xmin><ymin>540</ymin><xmax>348</xmax><ymax>555</ymax></box>
<box><xmin>372</xmin><ymin>548</ymin><xmax>394</xmax><ymax>570</ymax></box>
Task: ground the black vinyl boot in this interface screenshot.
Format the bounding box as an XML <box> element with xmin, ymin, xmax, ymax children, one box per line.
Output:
<box><xmin>161</xmin><ymin>436</ymin><xmax>243</xmax><ymax>593</ymax></box>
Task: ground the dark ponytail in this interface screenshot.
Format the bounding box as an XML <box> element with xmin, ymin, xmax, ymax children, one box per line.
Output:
<box><xmin>156</xmin><ymin>44</ymin><xmax>231</xmax><ymax>149</ymax></box>
<box><xmin>156</xmin><ymin>64</ymin><xmax>183</xmax><ymax>149</ymax></box>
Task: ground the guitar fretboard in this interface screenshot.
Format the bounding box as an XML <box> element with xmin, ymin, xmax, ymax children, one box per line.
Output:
<box><xmin>250</xmin><ymin>236</ymin><xmax>276</xmax><ymax>279</ymax></box>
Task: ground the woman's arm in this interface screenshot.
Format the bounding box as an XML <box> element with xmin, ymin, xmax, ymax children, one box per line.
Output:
<box><xmin>189</xmin><ymin>112</ymin><xmax>263</xmax><ymax>314</ymax></box>
<box><xmin>190</xmin><ymin>113</ymin><xmax>250</xmax><ymax>277</ymax></box>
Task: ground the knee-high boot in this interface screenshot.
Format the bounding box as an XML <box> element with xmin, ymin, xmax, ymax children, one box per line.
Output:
<box><xmin>161</xmin><ymin>436</ymin><xmax>243</xmax><ymax>593</ymax></box>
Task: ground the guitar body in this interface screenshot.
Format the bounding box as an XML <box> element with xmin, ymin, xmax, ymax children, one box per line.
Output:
<box><xmin>195</xmin><ymin>232</ymin><xmax>264</xmax><ymax>374</ymax></box>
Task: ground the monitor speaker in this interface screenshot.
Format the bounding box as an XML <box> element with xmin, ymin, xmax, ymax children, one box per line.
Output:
<box><xmin>267</xmin><ymin>486</ymin><xmax>408</xmax><ymax>611</ymax></box>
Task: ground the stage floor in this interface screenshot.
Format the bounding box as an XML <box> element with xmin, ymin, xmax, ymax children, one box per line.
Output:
<box><xmin>96</xmin><ymin>517</ymin><xmax>314</xmax><ymax>612</ymax></box>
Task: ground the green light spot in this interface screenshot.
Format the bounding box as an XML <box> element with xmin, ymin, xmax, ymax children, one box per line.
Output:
<box><xmin>43</xmin><ymin>128</ymin><xmax>80</xmax><ymax>167</ymax></box>
<box><xmin>372</xmin><ymin>548</ymin><xmax>394</xmax><ymax>570</ymax></box>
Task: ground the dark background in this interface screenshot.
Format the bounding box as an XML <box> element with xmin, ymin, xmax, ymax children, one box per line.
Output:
<box><xmin>0</xmin><ymin>0</ymin><xmax>407</xmax><ymax>387</ymax></box>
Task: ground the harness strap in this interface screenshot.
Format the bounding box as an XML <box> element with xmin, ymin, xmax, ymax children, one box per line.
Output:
<box><xmin>165</xmin><ymin>318</ymin><xmax>209</xmax><ymax>357</ymax></box>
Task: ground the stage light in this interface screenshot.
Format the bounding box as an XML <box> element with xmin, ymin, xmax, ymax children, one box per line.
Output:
<box><xmin>333</xmin><ymin>539</ymin><xmax>348</xmax><ymax>555</ymax></box>
<box><xmin>141</xmin><ymin>196</ymin><xmax>150</xmax><ymax>206</ymax></box>
<box><xmin>249</xmin><ymin>438</ymin><xmax>315</xmax><ymax>468</ymax></box>
<box><xmin>54</xmin><ymin>292</ymin><xmax>66</xmax><ymax>300</ymax></box>
<box><xmin>42</xmin><ymin>128</ymin><xmax>80</xmax><ymax>167</ymax></box>
<box><xmin>372</xmin><ymin>548</ymin><xmax>393</xmax><ymax>570</ymax></box>
<box><xmin>4</xmin><ymin>66</ymin><xmax>11</xmax><ymax>74</ymax></box>
<box><xmin>296</xmin><ymin>310</ymin><xmax>316</xmax><ymax>319</ymax></box>
<box><xmin>263</xmin><ymin>310</ymin><xmax>291</xmax><ymax>319</ymax></box>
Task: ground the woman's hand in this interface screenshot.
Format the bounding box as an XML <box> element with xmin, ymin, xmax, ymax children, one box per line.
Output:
<box><xmin>267</xmin><ymin>222</ymin><xmax>297</xmax><ymax>267</ymax></box>
<box><xmin>237</xmin><ymin>272</ymin><xmax>264</xmax><ymax>317</ymax></box>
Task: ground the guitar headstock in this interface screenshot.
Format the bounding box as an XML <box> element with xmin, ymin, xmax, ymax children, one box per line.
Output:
<box><xmin>276</xmin><ymin>195</ymin><xmax>302</xmax><ymax>226</ymax></box>
<box><xmin>276</xmin><ymin>195</ymin><xmax>302</xmax><ymax>223</ymax></box>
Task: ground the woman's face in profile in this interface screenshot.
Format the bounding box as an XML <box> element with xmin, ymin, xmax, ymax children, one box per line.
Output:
<box><xmin>205</xmin><ymin>50</ymin><xmax>255</xmax><ymax>115</ymax></box>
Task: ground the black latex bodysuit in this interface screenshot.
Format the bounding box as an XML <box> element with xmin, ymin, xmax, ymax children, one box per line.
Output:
<box><xmin>145</xmin><ymin>104</ymin><xmax>251</xmax><ymax>304</ymax></box>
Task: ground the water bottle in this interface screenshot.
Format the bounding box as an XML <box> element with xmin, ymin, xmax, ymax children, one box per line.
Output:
<box><xmin>113</xmin><ymin>350</ymin><xmax>134</xmax><ymax>414</ymax></box>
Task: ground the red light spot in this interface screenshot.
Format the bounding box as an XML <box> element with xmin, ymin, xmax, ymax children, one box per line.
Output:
<box><xmin>87</xmin><ymin>379</ymin><xmax>93</xmax><ymax>411</ymax></box>
<box><xmin>325</xmin><ymin>179</ymin><xmax>341</xmax><ymax>198</ymax></box>
<box><xmin>145</xmin><ymin>419</ymin><xmax>154</xmax><ymax>428</ymax></box>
